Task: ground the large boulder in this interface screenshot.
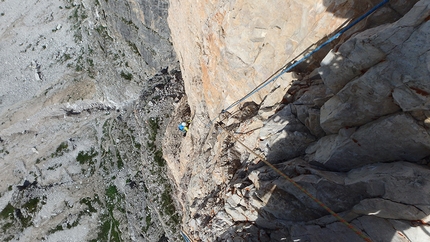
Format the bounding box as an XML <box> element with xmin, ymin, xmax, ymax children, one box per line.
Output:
<box><xmin>319</xmin><ymin>0</ymin><xmax>430</xmax><ymax>133</ymax></box>
<box><xmin>307</xmin><ymin>113</ymin><xmax>430</xmax><ymax>171</ymax></box>
<box><xmin>320</xmin><ymin>62</ymin><xmax>401</xmax><ymax>134</ymax></box>
<box><xmin>257</xmin><ymin>161</ymin><xmax>430</xmax><ymax>241</ymax></box>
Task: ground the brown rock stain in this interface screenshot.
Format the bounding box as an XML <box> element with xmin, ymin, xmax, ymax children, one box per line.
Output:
<box><xmin>352</xmin><ymin>138</ymin><xmax>361</xmax><ymax>147</ymax></box>
<box><xmin>410</xmin><ymin>86</ymin><xmax>429</xmax><ymax>96</ymax></box>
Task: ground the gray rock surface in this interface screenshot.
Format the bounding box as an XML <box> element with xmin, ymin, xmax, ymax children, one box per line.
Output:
<box><xmin>352</xmin><ymin>198</ymin><xmax>427</xmax><ymax>220</ymax></box>
<box><xmin>259</xmin><ymin>104</ymin><xmax>316</xmax><ymax>163</ymax></box>
<box><xmin>0</xmin><ymin>0</ymin><xmax>182</xmax><ymax>241</ymax></box>
<box><xmin>320</xmin><ymin>63</ymin><xmax>401</xmax><ymax>134</ymax></box>
<box><xmin>308</xmin><ymin>113</ymin><xmax>430</xmax><ymax>171</ymax></box>
<box><xmin>320</xmin><ymin>1</ymin><xmax>430</xmax><ymax>133</ymax></box>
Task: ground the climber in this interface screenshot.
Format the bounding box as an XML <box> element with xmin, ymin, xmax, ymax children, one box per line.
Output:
<box><xmin>178</xmin><ymin>121</ymin><xmax>189</xmax><ymax>134</ymax></box>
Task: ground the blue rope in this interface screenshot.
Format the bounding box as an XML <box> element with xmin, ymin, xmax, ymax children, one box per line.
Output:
<box><xmin>180</xmin><ymin>231</ymin><xmax>192</xmax><ymax>242</ymax></box>
<box><xmin>220</xmin><ymin>0</ymin><xmax>389</xmax><ymax>115</ymax></box>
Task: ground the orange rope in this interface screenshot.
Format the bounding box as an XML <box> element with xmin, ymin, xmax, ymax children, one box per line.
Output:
<box><xmin>218</xmin><ymin>123</ymin><xmax>372</xmax><ymax>242</ymax></box>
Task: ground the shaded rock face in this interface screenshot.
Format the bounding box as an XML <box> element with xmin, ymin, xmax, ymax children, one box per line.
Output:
<box><xmin>101</xmin><ymin>0</ymin><xmax>176</xmax><ymax>72</ymax></box>
<box><xmin>310</xmin><ymin>0</ymin><xmax>430</xmax><ymax>171</ymax></box>
<box><xmin>319</xmin><ymin>1</ymin><xmax>430</xmax><ymax>133</ymax></box>
<box><xmin>165</xmin><ymin>0</ymin><xmax>430</xmax><ymax>241</ymax></box>
<box><xmin>259</xmin><ymin>104</ymin><xmax>316</xmax><ymax>163</ymax></box>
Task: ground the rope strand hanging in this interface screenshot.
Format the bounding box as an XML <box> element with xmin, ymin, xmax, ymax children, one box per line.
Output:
<box><xmin>217</xmin><ymin>122</ymin><xmax>373</xmax><ymax>242</ymax></box>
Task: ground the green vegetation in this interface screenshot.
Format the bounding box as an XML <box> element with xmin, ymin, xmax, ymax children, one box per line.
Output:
<box><xmin>51</xmin><ymin>141</ymin><xmax>69</xmax><ymax>157</ymax></box>
<box><xmin>154</xmin><ymin>149</ymin><xmax>165</xmax><ymax>167</ymax></box>
<box><xmin>48</xmin><ymin>223</ymin><xmax>64</xmax><ymax>234</ymax></box>
<box><xmin>47</xmin><ymin>163</ymin><xmax>62</xmax><ymax>170</ymax></box>
<box><xmin>96</xmin><ymin>114</ymin><xmax>180</xmax><ymax>239</ymax></box>
<box><xmin>49</xmin><ymin>195</ymin><xmax>101</xmax><ymax>235</ymax></box>
<box><xmin>23</xmin><ymin>198</ymin><xmax>39</xmax><ymax>214</ymax></box>
<box><xmin>147</xmin><ymin>117</ymin><xmax>160</xmax><ymax>151</ymax></box>
<box><xmin>80</xmin><ymin>197</ymin><xmax>98</xmax><ymax>214</ymax></box>
<box><xmin>100</xmin><ymin>149</ymin><xmax>112</xmax><ymax>172</ymax></box>
<box><xmin>143</xmin><ymin>115</ymin><xmax>181</xmax><ymax>230</ymax></box>
<box><xmin>77</xmin><ymin>147</ymin><xmax>98</xmax><ymax>175</ymax></box>
<box><xmin>56</xmin><ymin>142</ymin><xmax>69</xmax><ymax>153</ymax></box>
<box><xmin>105</xmin><ymin>185</ymin><xmax>119</xmax><ymax>202</ymax></box>
<box><xmin>126</xmin><ymin>40</ymin><xmax>140</xmax><ymax>56</ymax></box>
<box><xmin>102</xmin><ymin>118</ymin><xmax>110</xmax><ymax>138</ymax></box>
<box><xmin>127</xmin><ymin>127</ymin><xmax>142</xmax><ymax>150</ymax></box>
<box><xmin>74</xmin><ymin>31</ymin><xmax>83</xmax><ymax>42</ymax></box>
<box><xmin>161</xmin><ymin>189</ymin><xmax>180</xmax><ymax>224</ymax></box>
<box><xmin>63</xmin><ymin>53</ymin><xmax>72</xmax><ymax>61</ymax></box>
<box><xmin>92</xmin><ymin>185</ymin><xmax>123</xmax><ymax>242</ymax></box>
<box><xmin>95</xmin><ymin>25</ymin><xmax>113</xmax><ymax>41</ymax></box>
<box><xmin>115</xmin><ymin>150</ymin><xmax>124</xmax><ymax>169</ymax></box>
<box><xmin>0</xmin><ymin>148</ymin><xmax>9</xmax><ymax>154</ymax></box>
<box><xmin>120</xmin><ymin>71</ymin><xmax>133</xmax><ymax>80</ymax></box>
<box><xmin>56</xmin><ymin>3</ymin><xmax>96</xmax><ymax>77</ymax></box>
<box><xmin>75</xmin><ymin>54</ymin><xmax>84</xmax><ymax>71</ymax></box>
<box><xmin>2</xmin><ymin>222</ymin><xmax>14</xmax><ymax>234</ymax></box>
<box><xmin>142</xmin><ymin>207</ymin><xmax>151</xmax><ymax>233</ymax></box>
<box><xmin>0</xmin><ymin>203</ymin><xmax>15</xmax><ymax>235</ymax></box>
<box><xmin>76</xmin><ymin>148</ymin><xmax>98</xmax><ymax>165</ymax></box>
<box><xmin>87</xmin><ymin>58</ymin><xmax>94</xmax><ymax>67</ymax></box>
<box><xmin>147</xmin><ymin>117</ymin><xmax>166</xmax><ymax>167</ymax></box>
<box><xmin>121</xmin><ymin>17</ymin><xmax>139</xmax><ymax>30</ymax></box>
<box><xmin>16</xmin><ymin>198</ymin><xmax>41</xmax><ymax>228</ymax></box>
<box><xmin>0</xmin><ymin>203</ymin><xmax>14</xmax><ymax>219</ymax></box>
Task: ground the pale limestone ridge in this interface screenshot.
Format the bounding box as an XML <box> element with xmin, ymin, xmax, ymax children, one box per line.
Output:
<box><xmin>166</xmin><ymin>0</ymin><xmax>430</xmax><ymax>241</ymax></box>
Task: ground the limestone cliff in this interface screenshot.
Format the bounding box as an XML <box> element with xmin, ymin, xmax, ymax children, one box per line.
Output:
<box><xmin>166</xmin><ymin>0</ymin><xmax>430</xmax><ymax>241</ymax></box>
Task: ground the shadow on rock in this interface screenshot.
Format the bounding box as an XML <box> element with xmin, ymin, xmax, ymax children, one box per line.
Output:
<box><xmin>218</xmin><ymin>158</ymin><xmax>430</xmax><ymax>241</ymax></box>
<box><xmin>216</xmin><ymin>2</ymin><xmax>430</xmax><ymax>241</ymax></box>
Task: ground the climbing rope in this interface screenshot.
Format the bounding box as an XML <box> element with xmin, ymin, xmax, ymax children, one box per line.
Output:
<box><xmin>218</xmin><ymin>0</ymin><xmax>389</xmax><ymax>117</ymax></box>
<box><xmin>180</xmin><ymin>230</ymin><xmax>193</xmax><ymax>242</ymax></box>
<box><xmin>217</xmin><ymin>122</ymin><xmax>373</xmax><ymax>242</ymax></box>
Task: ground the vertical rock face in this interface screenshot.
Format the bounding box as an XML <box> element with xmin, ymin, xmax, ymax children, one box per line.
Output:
<box><xmin>166</xmin><ymin>0</ymin><xmax>430</xmax><ymax>241</ymax></box>
<box><xmin>100</xmin><ymin>0</ymin><xmax>176</xmax><ymax>72</ymax></box>
<box><xmin>168</xmin><ymin>0</ymin><xmax>375</xmax><ymax>120</ymax></box>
